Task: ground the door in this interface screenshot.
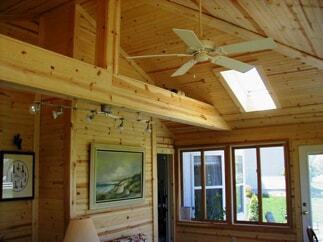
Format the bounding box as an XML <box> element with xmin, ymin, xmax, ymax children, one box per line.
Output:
<box><xmin>299</xmin><ymin>144</ymin><xmax>323</xmax><ymax>241</ymax></box>
<box><xmin>157</xmin><ymin>154</ymin><xmax>173</xmax><ymax>242</ymax></box>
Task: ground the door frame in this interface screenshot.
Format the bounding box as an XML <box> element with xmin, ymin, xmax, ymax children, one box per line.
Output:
<box><xmin>298</xmin><ymin>144</ymin><xmax>323</xmax><ymax>242</ymax></box>
<box><xmin>157</xmin><ymin>153</ymin><xmax>175</xmax><ymax>242</ymax></box>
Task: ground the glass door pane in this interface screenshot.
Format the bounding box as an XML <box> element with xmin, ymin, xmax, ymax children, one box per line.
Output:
<box><xmin>299</xmin><ymin>145</ymin><xmax>323</xmax><ymax>242</ymax></box>
<box><xmin>308</xmin><ymin>154</ymin><xmax>323</xmax><ymax>240</ymax></box>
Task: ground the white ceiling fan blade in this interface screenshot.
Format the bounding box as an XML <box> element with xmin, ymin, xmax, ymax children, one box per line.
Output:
<box><xmin>173</xmin><ymin>28</ymin><xmax>204</xmax><ymax>49</ymax></box>
<box><xmin>127</xmin><ymin>53</ymin><xmax>192</xmax><ymax>59</ymax></box>
<box><xmin>210</xmin><ymin>56</ymin><xmax>254</xmax><ymax>73</ymax></box>
<box><xmin>171</xmin><ymin>59</ymin><xmax>197</xmax><ymax>77</ymax></box>
<box><xmin>217</xmin><ymin>38</ymin><xmax>276</xmax><ymax>55</ymax></box>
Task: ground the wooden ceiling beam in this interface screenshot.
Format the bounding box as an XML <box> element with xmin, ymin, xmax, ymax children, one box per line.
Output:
<box><xmin>0</xmin><ymin>34</ymin><xmax>230</xmax><ymax>130</ymax></box>
<box><xmin>141</xmin><ymin>0</ymin><xmax>322</xmax><ymax>70</ymax></box>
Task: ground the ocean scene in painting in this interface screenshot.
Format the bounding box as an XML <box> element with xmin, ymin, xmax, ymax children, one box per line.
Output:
<box><xmin>95</xmin><ymin>150</ymin><xmax>143</xmax><ymax>203</ymax></box>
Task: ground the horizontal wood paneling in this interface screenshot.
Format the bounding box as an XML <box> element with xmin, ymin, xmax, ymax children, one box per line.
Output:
<box><xmin>70</xmin><ymin>102</ymin><xmax>155</xmax><ymax>241</ymax></box>
<box><xmin>174</xmin><ymin>121</ymin><xmax>323</xmax><ymax>241</ymax></box>
<box><xmin>38</xmin><ymin>98</ymin><xmax>70</xmax><ymax>242</ymax></box>
<box><xmin>0</xmin><ymin>88</ymin><xmax>35</xmax><ymax>241</ymax></box>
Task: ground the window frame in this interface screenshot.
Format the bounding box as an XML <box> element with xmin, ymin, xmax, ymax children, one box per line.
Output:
<box><xmin>231</xmin><ymin>143</ymin><xmax>291</xmax><ymax>226</ymax></box>
<box><xmin>179</xmin><ymin>147</ymin><xmax>227</xmax><ymax>222</ymax></box>
<box><xmin>178</xmin><ymin>141</ymin><xmax>292</xmax><ymax>229</ymax></box>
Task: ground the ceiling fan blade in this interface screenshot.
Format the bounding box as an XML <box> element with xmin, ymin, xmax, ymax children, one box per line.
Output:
<box><xmin>171</xmin><ymin>59</ymin><xmax>197</xmax><ymax>77</ymax></box>
<box><xmin>217</xmin><ymin>38</ymin><xmax>276</xmax><ymax>55</ymax></box>
<box><xmin>173</xmin><ymin>28</ymin><xmax>204</xmax><ymax>49</ymax></box>
<box><xmin>210</xmin><ymin>56</ymin><xmax>254</xmax><ymax>73</ymax></box>
<box><xmin>127</xmin><ymin>53</ymin><xmax>192</xmax><ymax>59</ymax></box>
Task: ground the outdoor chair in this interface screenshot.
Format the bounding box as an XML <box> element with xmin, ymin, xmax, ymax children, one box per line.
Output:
<box><xmin>307</xmin><ymin>226</ymin><xmax>319</xmax><ymax>242</ymax></box>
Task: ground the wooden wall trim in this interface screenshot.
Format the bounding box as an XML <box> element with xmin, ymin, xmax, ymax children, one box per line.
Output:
<box><xmin>0</xmin><ymin>34</ymin><xmax>230</xmax><ymax>130</ymax></box>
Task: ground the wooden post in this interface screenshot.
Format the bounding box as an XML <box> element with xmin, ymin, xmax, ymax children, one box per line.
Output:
<box><xmin>96</xmin><ymin>0</ymin><xmax>121</xmax><ymax>75</ymax></box>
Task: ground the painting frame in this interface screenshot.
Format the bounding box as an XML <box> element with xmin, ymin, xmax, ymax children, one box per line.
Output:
<box><xmin>0</xmin><ymin>151</ymin><xmax>35</xmax><ymax>201</ymax></box>
<box><xmin>89</xmin><ymin>143</ymin><xmax>145</xmax><ymax>210</ymax></box>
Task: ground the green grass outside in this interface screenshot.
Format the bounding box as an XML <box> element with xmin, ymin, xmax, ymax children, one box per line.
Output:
<box><xmin>262</xmin><ymin>196</ymin><xmax>287</xmax><ymax>223</ymax></box>
<box><xmin>244</xmin><ymin>196</ymin><xmax>287</xmax><ymax>223</ymax></box>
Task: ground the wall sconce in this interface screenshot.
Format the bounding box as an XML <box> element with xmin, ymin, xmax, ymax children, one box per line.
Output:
<box><xmin>63</xmin><ymin>217</ymin><xmax>99</xmax><ymax>242</ymax></box>
<box><xmin>145</xmin><ymin>121</ymin><xmax>152</xmax><ymax>133</ymax></box>
<box><xmin>52</xmin><ymin>107</ymin><xmax>64</xmax><ymax>119</ymax></box>
<box><xmin>29</xmin><ymin>102</ymin><xmax>41</xmax><ymax>114</ymax></box>
<box><xmin>29</xmin><ymin>101</ymin><xmax>155</xmax><ymax>132</ymax></box>
<box><xmin>87</xmin><ymin>111</ymin><xmax>96</xmax><ymax>123</ymax></box>
<box><xmin>119</xmin><ymin>118</ymin><xmax>125</xmax><ymax>132</ymax></box>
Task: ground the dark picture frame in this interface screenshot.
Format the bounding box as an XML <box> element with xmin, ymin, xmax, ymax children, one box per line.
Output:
<box><xmin>89</xmin><ymin>143</ymin><xmax>145</xmax><ymax>210</ymax></box>
<box><xmin>0</xmin><ymin>151</ymin><xmax>35</xmax><ymax>201</ymax></box>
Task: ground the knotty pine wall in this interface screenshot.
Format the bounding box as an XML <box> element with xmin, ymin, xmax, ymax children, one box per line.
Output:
<box><xmin>38</xmin><ymin>98</ymin><xmax>70</xmax><ymax>242</ymax></box>
<box><xmin>174</xmin><ymin>121</ymin><xmax>323</xmax><ymax>242</ymax></box>
<box><xmin>69</xmin><ymin>102</ymin><xmax>156</xmax><ymax>241</ymax></box>
<box><xmin>0</xmin><ymin>88</ymin><xmax>36</xmax><ymax>241</ymax></box>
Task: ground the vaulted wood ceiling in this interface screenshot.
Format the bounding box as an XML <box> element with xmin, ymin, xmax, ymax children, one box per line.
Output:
<box><xmin>1</xmin><ymin>0</ymin><xmax>322</xmax><ymax>135</ymax></box>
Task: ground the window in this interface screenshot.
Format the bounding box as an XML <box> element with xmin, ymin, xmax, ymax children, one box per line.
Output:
<box><xmin>181</xmin><ymin>149</ymin><xmax>226</xmax><ymax>221</ymax></box>
<box><xmin>219</xmin><ymin>67</ymin><xmax>279</xmax><ymax>112</ymax></box>
<box><xmin>233</xmin><ymin>144</ymin><xmax>288</xmax><ymax>224</ymax></box>
<box><xmin>179</xmin><ymin>142</ymin><xmax>290</xmax><ymax>227</ymax></box>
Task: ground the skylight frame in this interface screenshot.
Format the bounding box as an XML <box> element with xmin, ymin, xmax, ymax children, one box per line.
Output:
<box><xmin>218</xmin><ymin>66</ymin><xmax>280</xmax><ymax>112</ymax></box>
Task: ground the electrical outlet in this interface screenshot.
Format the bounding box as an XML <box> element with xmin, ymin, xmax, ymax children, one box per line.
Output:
<box><xmin>231</xmin><ymin>237</ymin><xmax>236</xmax><ymax>242</ymax></box>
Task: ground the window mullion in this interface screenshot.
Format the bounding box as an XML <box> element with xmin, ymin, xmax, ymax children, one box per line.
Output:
<box><xmin>201</xmin><ymin>151</ymin><xmax>206</xmax><ymax>220</ymax></box>
<box><xmin>256</xmin><ymin>147</ymin><xmax>263</xmax><ymax>224</ymax></box>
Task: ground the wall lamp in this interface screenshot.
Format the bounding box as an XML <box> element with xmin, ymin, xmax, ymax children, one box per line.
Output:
<box><xmin>119</xmin><ymin>118</ymin><xmax>125</xmax><ymax>132</ymax></box>
<box><xmin>52</xmin><ymin>107</ymin><xmax>64</xmax><ymax>119</ymax></box>
<box><xmin>29</xmin><ymin>101</ymin><xmax>154</xmax><ymax>133</ymax></box>
<box><xmin>29</xmin><ymin>101</ymin><xmax>41</xmax><ymax>114</ymax></box>
<box><xmin>145</xmin><ymin>121</ymin><xmax>152</xmax><ymax>133</ymax></box>
<box><xmin>86</xmin><ymin>111</ymin><xmax>96</xmax><ymax>123</ymax></box>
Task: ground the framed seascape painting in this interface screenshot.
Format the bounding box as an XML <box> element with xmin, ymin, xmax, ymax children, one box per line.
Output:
<box><xmin>89</xmin><ymin>143</ymin><xmax>145</xmax><ymax>210</ymax></box>
<box><xmin>0</xmin><ymin>151</ymin><xmax>35</xmax><ymax>201</ymax></box>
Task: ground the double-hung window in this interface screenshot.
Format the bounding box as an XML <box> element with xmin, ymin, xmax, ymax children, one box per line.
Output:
<box><xmin>179</xmin><ymin>142</ymin><xmax>290</xmax><ymax>226</ymax></box>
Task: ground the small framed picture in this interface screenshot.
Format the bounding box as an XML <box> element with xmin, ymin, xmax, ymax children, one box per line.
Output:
<box><xmin>0</xmin><ymin>151</ymin><xmax>35</xmax><ymax>201</ymax></box>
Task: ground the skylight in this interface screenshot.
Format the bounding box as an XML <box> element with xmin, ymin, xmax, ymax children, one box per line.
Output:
<box><xmin>220</xmin><ymin>67</ymin><xmax>278</xmax><ymax>112</ymax></box>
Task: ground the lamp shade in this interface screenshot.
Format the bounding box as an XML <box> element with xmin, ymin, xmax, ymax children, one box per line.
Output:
<box><xmin>63</xmin><ymin>217</ymin><xmax>100</xmax><ymax>242</ymax></box>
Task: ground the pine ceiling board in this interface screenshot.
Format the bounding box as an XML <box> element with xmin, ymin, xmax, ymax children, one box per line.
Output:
<box><xmin>288</xmin><ymin>0</ymin><xmax>323</xmax><ymax>57</ymax></box>
<box><xmin>121</xmin><ymin>1</ymin><xmax>146</xmax><ymax>11</ymax></box>
<box><xmin>0</xmin><ymin>21</ymin><xmax>38</xmax><ymax>44</ymax></box>
<box><xmin>203</xmin><ymin>0</ymin><xmax>259</xmax><ymax>34</ymax></box>
<box><xmin>240</xmin><ymin>0</ymin><xmax>315</xmax><ymax>55</ymax></box>
<box><xmin>169</xmin><ymin>0</ymin><xmax>199</xmax><ymax>10</ymax></box>
<box><xmin>78</xmin><ymin>0</ymin><xmax>97</xmax><ymax>19</ymax></box>
<box><xmin>0</xmin><ymin>0</ymin><xmax>23</xmax><ymax>13</ymax></box>
<box><xmin>0</xmin><ymin>0</ymin><xmax>71</xmax><ymax>15</ymax></box>
<box><xmin>223</xmin><ymin>102</ymin><xmax>323</xmax><ymax>120</ymax></box>
<box><xmin>268</xmin><ymin>1</ymin><xmax>316</xmax><ymax>55</ymax></box>
<box><xmin>121</xmin><ymin>7</ymin><xmax>190</xmax><ymax>55</ymax></box>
